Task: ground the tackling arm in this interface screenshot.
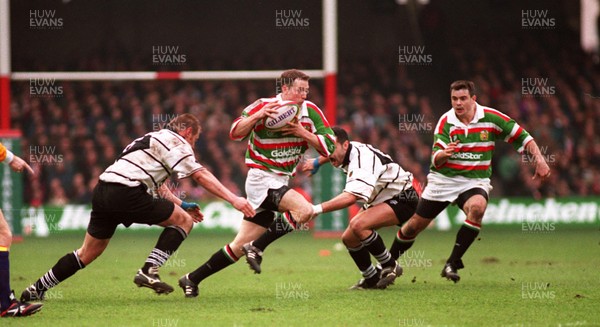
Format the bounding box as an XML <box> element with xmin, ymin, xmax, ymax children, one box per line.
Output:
<box><xmin>157</xmin><ymin>183</ymin><xmax>183</xmax><ymax>206</ymax></box>
<box><xmin>313</xmin><ymin>192</ymin><xmax>359</xmax><ymax>216</ymax></box>
<box><xmin>191</xmin><ymin>169</ymin><xmax>256</xmax><ymax>217</ymax></box>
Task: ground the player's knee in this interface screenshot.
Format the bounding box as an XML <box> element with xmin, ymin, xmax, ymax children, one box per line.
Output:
<box><xmin>171</xmin><ymin>209</ymin><xmax>194</xmax><ymax>233</ymax></box>
<box><xmin>348</xmin><ymin>217</ymin><xmax>367</xmax><ymax>235</ymax></box>
<box><xmin>341</xmin><ymin>228</ymin><xmax>359</xmax><ymax>247</ymax></box>
<box><xmin>467</xmin><ymin>204</ymin><xmax>486</xmax><ymax>222</ymax></box>
<box><xmin>402</xmin><ymin>225</ymin><xmax>416</xmax><ymax>239</ymax></box>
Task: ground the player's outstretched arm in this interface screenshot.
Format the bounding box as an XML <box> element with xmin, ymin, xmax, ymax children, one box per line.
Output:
<box><xmin>312</xmin><ymin>192</ymin><xmax>359</xmax><ymax>219</ymax></box>
<box><xmin>157</xmin><ymin>183</ymin><xmax>183</xmax><ymax>206</ymax></box>
<box><xmin>191</xmin><ymin>169</ymin><xmax>256</xmax><ymax>217</ymax></box>
<box><xmin>157</xmin><ymin>184</ymin><xmax>204</xmax><ymax>222</ymax></box>
<box><xmin>524</xmin><ymin>140</ymin><xmax>551</xmax><ymax>180</ymax></box>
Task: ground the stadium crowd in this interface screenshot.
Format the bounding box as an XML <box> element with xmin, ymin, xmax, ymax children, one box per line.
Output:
<box><xmin>10</xmin><ymin>32</ymin><xmax>600</xmax><ymax>206</ymax></box>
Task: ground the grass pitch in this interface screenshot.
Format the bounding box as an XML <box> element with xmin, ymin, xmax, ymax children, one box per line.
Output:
<box><xmin>4</xmin><ymin>227</ymin><xmax>599</xmax><ymax>326</ymax></box>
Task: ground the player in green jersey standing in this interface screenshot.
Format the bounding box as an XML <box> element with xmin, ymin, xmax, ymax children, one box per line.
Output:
<box><xmin>393</xmin><ymin>80</ymin><xmax>551</xmax><ymax>282</ymax></box>
<box><xmin>178</xmin><ymin>69</ymin><xmax>335</xmax><ymax>298</ymax></box>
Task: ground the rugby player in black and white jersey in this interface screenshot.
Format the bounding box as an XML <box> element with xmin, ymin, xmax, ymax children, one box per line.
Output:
<box><xmin>21</xmin><ymin>114</ymin><xmax>255</xmax><ymax>301</ymax></box>
<box><xmin>245</xmin><ymin>127</ymin><xmax>422</xmax><ymax>289</ymax></box>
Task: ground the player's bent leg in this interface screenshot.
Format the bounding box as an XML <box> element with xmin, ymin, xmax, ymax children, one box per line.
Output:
<box><xmin>181</xmin><ymin>220</ymin><xmax>267</xmax><ymax>298</ymax></box>
<box><xmin>158</xmin><ymin>205</ymin><xmax>194</xmax><ymax>233</ymax></box>
<box><xmin>391</xmin><ymin>197</ymin><xmax>447</xmax><ymax>261</ymax></box>
<box><xmin>462</xmin><ymin>194</ymin><xmax>487</xmax><ymax>225</ymax></box>
<box><xmin>232</xmin><ymin>217</ymin><xmax>271</xmax><ymax>257</ymax></box>
<box><xmin>400</xmin><ymin>214</ymin><xmax>431</xmax><ymax>239</ymax></box>
<box><xmin>443</xmin><ymin>191</ymin><xmax>488</xmax><ymax>283</ymax></box>
<box><xmin>21</xmin><ymin>234</ymin><xmax>99</xmax><ymax>302</ymax></box>
<box><xmin>341</xmin><ymin>225</ymin><xmax>361</xmax><ymax>248</ymax></box>
<box><xmin>278</xmin><ymin>189</ymin><xmax>313</xmax><ymax>224</ymax></box>
<box><xmin>388</xmin><ymin>214</ymin><xmax>432</xmax><ymax>264</ymax></box>
<box><xmin>242</xmin><ymin>187</ymin><xmax>303</xmax><ymax>262</ymax></box>
<box><xmin>136</xmin><ymin>207</ymin><xmax>193</xmax><ymax>295</ymax></box>
<box><xmin>77</xmin><ymin>232</ymin><xmax>111</xmax><ymax>265</ymax></box>
<box><xmin>348</xmin><ymin>204</ymin><xmax>399</xmax><ymax>240</ymax></box>
<box><xmin>239</xmin><ymin>212</ymin><xmax>276</xmax><ymax>274</ymax></box>
<box><xmin>348</xmin><ymin>205</ymin><xmax>403</xmax><ymax>289</ymax></box>
<box><xmin>342</xmin><ymin>226</ymin><xmax>381</xmax><ymax>290</ymax></box>
<box><xmin>241</xmin><ymin>188</ymin><xmax>311</xmax><ymax>275</ymax></box>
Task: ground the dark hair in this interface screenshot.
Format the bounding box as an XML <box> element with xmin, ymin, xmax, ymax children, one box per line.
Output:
<box><xmin>281</xmin><ymin>69</ymin><xmax>310</xmax><ymax>87</ymax></box>
<box><xmin>167</xmin><ymin>113</ymin><xmax>200</xmax><ymax>135</ymax></box>
<box><xmin>332</xmin><ymin>126</ymin><xmax>349</xmax><ymax>143</ymax></box>
<box><xmin>450</xmin><ymin>80</ymin><xmax>476</xmax><ymax>97</ymax></box>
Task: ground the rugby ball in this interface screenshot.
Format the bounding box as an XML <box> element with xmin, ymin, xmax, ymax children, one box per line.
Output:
<box><xmin>264</xmin><ymin>101</ymin><xmax>301</xmax><ymax>130</ymax></box>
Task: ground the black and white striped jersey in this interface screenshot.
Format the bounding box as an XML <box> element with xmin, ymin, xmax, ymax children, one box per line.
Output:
<box><xmin>99</xmin><ymin>129</ymin><xmax>203</xmax><ymax>192</ymax></box>
<box><xmin>340</xmin><ymin>141</ymin><xmax>413</xmax><ymax>204</ymax></box>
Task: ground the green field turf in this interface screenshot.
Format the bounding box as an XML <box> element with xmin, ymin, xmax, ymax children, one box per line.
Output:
<box><xmin>3</xmin><ymin>227</ymin><xmax>599</xmax><ymax>327</ymax></box>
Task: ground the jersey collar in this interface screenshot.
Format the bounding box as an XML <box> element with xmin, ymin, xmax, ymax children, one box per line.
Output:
<box><xmin>448</xmin><ymin>102</ymin><xmax>485</xmax><ymax>127</ymax></box>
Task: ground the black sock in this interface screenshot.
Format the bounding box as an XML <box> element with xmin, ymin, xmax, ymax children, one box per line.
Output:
<box><xmin>346</xmin><ymin>244</ymin><xmax>372</xmax><ymax>272</ymax></box>
<box><xmin>347</xmin><ymin>244</ymin><xmax>378</xmax><ymax>285</ymax></box>
<box><xmin>361</xmin><ymin>231</ymin><xmax>394</xmax><ymax>268</ymax></box>
<box><xmin>447</xmin><ymin>220</ymin><xmax>481</xmax><ymax>265</ymax></box>
<box><xmin>142</xmin><ymin>226</ymin><xmax>187</xmax><ymax>273</ymax></box>
<box><xmin>253</xmin><ymin>212</ymin><xmax>297</xmax><ymax>251</ymax></box>
<box><xmin>390</xmin><ymin>229</ymin><xmax>415</xmax><ymax>261</ymax></box>
<box><xmin>35</xmin><ymin>251</ymin><xmax>85</xmax><ymax>292</ymax></box>
<box><xmin>188</xmin><ymin>244</ymin><xmax>238</xmax><ymax>284</ymax></box>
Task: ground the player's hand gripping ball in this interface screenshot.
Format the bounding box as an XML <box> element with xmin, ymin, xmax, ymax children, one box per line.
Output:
<box><xmin>264</xmin><ymin>101</ymin><xmax>301</xmax><ymax>130</ymax></box>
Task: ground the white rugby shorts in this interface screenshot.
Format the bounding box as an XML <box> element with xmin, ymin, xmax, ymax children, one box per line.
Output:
<box><xmin>421</xmin><ymin>172</ymin><xmax>492</xmax><ymax>203</ymax></box>
<box><xmin>245</xmin><ymin>168</ymin><xmax>290</xmax><ymax>211</ymax></box>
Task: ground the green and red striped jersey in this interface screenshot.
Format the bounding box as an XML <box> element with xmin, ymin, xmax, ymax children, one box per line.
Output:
<box><xmin>230</xmin><ymin>95</ymin><xmax>335</xmax><ymax>176</ymax></box>
<box><xmin>431</xmin><ymin>103</ymin><xmax>533</xmax><ymax>179</ymax></box>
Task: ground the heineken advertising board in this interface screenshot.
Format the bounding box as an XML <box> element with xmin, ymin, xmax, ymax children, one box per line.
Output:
<box><xmin>19</xmin><ymin>197</ymin><xmax>600</xmax><ymax>237</ymax></box>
